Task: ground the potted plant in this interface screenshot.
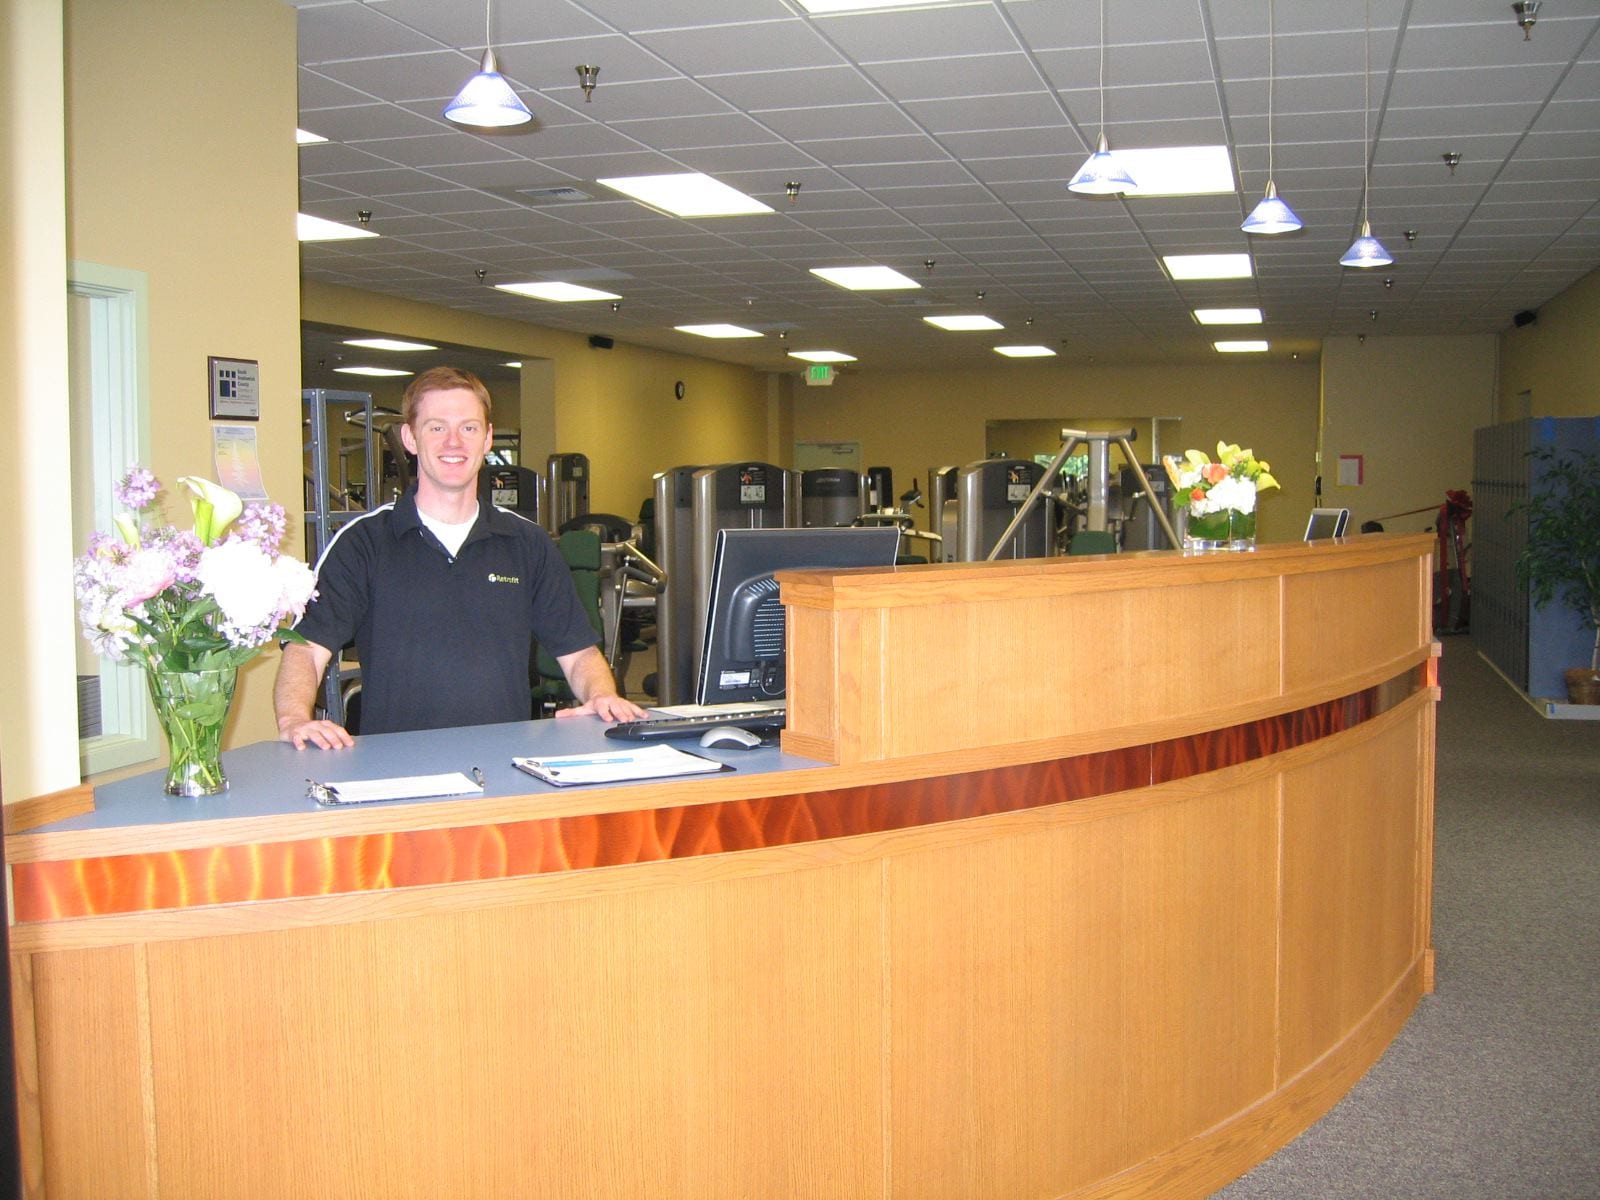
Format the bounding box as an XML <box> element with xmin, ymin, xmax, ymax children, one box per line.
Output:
<box><xmin>1515</xmin><ymin>446</ymin><xmax>1600</xmax><ymax>705</ymax></box>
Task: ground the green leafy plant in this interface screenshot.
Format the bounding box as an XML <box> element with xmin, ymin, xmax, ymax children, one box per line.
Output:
<box><xmin>1515</xmin><ymin>447</ymin><xmax>1600</xmax><ymax>672</ymax></box>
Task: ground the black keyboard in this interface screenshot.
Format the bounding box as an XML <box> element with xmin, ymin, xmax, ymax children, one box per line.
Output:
<box><xmin>604</xmin><ymin>708</ymin><xmax>786</xmax><ymax>742</ymax></box>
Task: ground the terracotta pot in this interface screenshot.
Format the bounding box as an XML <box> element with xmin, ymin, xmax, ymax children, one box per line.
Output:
<box><xmin>1564</xmin><ymin>667</ymin><xmax>1600</xmax><ymax>706</ymax></box>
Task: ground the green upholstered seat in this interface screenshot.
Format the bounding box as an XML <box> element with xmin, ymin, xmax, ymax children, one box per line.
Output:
<box><xmin>531</xmin><ymin>529</ymin><xmax>605</xmax><ymax>714</ymax></box>
<box><xmin>1068</xmin><ymin>529</ymin><xmax>1119</xmax><ymax>556</ymax></box>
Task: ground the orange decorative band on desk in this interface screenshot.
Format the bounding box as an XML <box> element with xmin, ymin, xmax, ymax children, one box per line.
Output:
<box><xmin>12</xmin><ymin>675</ymin><xmax>1413</xmax><ymax>922</ymax></box>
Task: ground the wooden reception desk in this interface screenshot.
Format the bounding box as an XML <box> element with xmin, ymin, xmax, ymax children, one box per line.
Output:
<box><xmin>6</xmin><ymin>534</ymin><xmax>1437</xmax><ymax>1200</ymax></box>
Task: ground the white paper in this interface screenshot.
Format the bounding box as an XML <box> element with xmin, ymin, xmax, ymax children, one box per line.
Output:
<box><xmin>317</xmin><ymin>772</ymin><xmax>482</xmax><ymax>805</ymax></box>
<box><xmin>513</xmin><ymin>743</ymin><xmax>726</xmax><ymax>787</ymax></box>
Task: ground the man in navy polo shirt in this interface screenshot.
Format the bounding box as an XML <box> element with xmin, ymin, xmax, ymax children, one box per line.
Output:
<box><xmin>274</xmin><ymin>366</ymin><xmax>647</xmax><ymax>749</ymax></box>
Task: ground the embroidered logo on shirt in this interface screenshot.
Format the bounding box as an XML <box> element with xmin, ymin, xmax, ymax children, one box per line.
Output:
<box><xmin>487</xmin><ymin>573</ymin><xmax>521</xmax><ymax>584</ymax></box>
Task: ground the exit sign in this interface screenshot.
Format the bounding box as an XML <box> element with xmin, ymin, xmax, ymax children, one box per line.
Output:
<box><xmin>805</xmin><ymin>364</ymin><xmax>836</xmax><ymax>386</ymax></box>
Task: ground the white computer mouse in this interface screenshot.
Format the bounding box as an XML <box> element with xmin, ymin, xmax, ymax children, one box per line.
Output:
<box><xmin>698</xmin><ymin>726</ymin><xmax>764</xmax><ymax>751</ymax></box>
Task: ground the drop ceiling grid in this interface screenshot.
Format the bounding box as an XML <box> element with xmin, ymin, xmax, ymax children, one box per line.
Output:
<box><xmin>291</xmin><ymin>0</ymin><xmax>1600</xmax><ymax>370</ymax></box>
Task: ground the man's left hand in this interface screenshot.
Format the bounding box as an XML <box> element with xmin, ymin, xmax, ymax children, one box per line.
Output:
<box><xmin>555</xmin><ymin>692</ymin><xmax>650</xmax><ymax>722</ymax></box>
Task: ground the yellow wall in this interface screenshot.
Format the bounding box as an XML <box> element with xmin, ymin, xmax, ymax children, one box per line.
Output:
<box><xmin>783</xmin><ymin>361</ymin><xmax>1321</xmax><ymax>544</ymax></box>
<box><xmin>1320</xmin><ymin>335</ymin><xmax>1497</xmax><ymax>535</ymax></box>
<box><xmin>1498</xmin><ymin>267</ymin><xmax>1600</xmax><ymax>421</ymax></box>
<box><xmin>1</xmin><ymin>0</ymin><xmax>80</xmax><ymax>800</ymax></box>
<box><xmin>302</xmin><ymin>282</ymin><xmax>771</xmax><ymax>517</ymax></box>
<box><xmin>63</xmin><ymin>0</ymin><xmax>303</xmax><ymax>765</ymax></box>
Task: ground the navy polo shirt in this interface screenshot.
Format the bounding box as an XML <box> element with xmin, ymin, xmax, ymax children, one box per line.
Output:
<box><xmin>296</xmin><ymin>488</ymin><xmax>598</xmax><ymax>735</ymax></box>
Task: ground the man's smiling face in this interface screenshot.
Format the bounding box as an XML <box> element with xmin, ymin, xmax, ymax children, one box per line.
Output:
<box><xmin>400</xmin><ymin>386</ymin><xmax>492</xmax><ymax>502</ymax></box>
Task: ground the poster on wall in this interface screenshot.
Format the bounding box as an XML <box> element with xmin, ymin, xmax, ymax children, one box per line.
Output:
<box><xmin>208</xmin><ymin>355</ymin><xmax>260</xmax><ymax>420</ymax></box>
<box><xmin>1338</xmin><ymin>454</ymin><xmax>1364</xmax><ymax>486</ymax></box>
<box><xmin>212</xmin><ymin>425</ymin><xmax>267</xmax><ymax>499</ymax></box>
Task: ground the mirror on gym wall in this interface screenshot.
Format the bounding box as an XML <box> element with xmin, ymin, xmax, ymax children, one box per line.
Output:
<box><xmin>984</xmin><ymin>418</ymin><xmax>1184</xmax><ymax>471</ymax></box>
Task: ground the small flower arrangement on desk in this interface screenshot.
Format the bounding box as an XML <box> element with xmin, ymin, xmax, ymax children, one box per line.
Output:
<box><xmin>73</xmin><ymin>468</ymin><xmax>317</xmax><ymax>796</ymax></box>
<box><xmin>1164</xmin><ymin>442</ymin><xmax>1280</xmax><ymax>550</ymax></box>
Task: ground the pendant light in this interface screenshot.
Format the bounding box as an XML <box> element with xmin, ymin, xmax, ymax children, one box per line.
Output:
<box><xmin>1241</xmin><ymin>0</ymin><xmax>1302</xmax><ymax>234</ymax></box>
<box><xmin>444</xmin><ymin>0</ymin><xmax>533</xmax><ymax>128</ymax></box>
<box><xmin>1340</xmin><ymin>0</ymin><xmax>1392</xmax><ymax>267</ymax></box>
<box><xmin>1067</xmin><ymin>0</ymin><xmax>1136</xmax><ymax>195</ymax></box>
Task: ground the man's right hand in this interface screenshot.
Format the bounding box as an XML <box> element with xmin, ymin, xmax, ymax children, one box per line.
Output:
<box><xmin>279</xmin><ymin>717</ymin><xmax>355</xmax><ymax>750</ymax></box>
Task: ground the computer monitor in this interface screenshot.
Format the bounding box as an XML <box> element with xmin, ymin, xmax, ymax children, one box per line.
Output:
<box><xmin>696</xmin><ymin>526</ymin><xmax>901</xmax><ymax>705</ymax></box>
<box><xmin>1304</xmin><ymin>507</ymin><xmax>1351</xmax><ymax>540</ymax></box>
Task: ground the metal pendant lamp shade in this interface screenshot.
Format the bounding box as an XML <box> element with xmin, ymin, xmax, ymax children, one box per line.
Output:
<box><xmin>1241</xmin><ymin>0</ymin><xmax>1301</xmax><ymax>234</ymax></box>
<box><xmin>444</xmin><ymin>46</ymin><xmax>532</xmax><ymax>126</ymax></box>
<box><xmin>1069</xmin><ymin>132</ymin><xmax>1137</xmax><ymax>195</ymax></box>
<box><xmin>1242</xmin><ymin>180</ymin><xmax>1303</xmax><ymax>234</ymax></box>
<box><xmin>1068</xmin><ymin>0</ymin><xmax>1134</xmax><ymax>196</ymax></box>
<box><xmin>1340</xmin><ymin>221</ymin><xmax>1394</xmax><ymax>267</ymax></box>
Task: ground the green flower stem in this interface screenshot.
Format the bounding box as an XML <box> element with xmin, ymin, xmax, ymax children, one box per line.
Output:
<box><xmin>147</xmin><ymin>667</ymin><xmax>237</xmax><ymax>797</ymax></box>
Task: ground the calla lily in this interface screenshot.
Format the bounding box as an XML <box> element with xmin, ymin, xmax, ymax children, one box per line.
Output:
<box><xmin>177</xmin><ymin>476</ymin><xmax>244</xmax><ymax>545</ymax></box>
<box><xmin>112</xmin><ymin>511</ymin><xmax>142</xmax><ymax>548</ymax></box>
<box><xmin>1258</xmin><ymin>471</ymin><xmax>1280</xmax><ymax>491</ymax></box>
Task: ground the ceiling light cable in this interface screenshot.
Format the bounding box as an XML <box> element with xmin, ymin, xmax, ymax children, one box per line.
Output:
<box><xmin>1340</xmin><ymin>0</ymin><xmax>1393</xmax><ymax>267</ymax></box>
<box><xmin>1067</xmin><ymin>0</ymin><xmax>1136</xmax><ymax>195</ymax></box>
<box><xmin>1242</xmin><ymin>0</ymin><xmax>1303</xmax><ymax>233</ymax></box>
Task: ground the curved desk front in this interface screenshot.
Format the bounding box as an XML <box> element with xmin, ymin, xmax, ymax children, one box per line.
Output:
<box><xmin>6</xmin><ymin>535</ymin><xmax>1437</xmax><ymax>1200</ymax></box>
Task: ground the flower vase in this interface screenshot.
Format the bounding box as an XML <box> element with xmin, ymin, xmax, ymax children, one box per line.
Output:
<box><xmin>1184</xmin><ymin>506</ymin><xmax>1258</xmax><ymax>551</ymax></box>
<box><xmin>147</xmin><ymin>666</ymin><xmax>237</xmax><ymax>796</ymax></box>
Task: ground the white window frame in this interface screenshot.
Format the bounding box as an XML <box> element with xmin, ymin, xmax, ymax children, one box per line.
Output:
<box><xmin>69</xmin><ymin>263</ymin><xmax>156</xmax><ymax>775</ymax></box>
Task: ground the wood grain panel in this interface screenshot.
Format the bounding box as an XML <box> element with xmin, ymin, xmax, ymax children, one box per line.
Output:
<box><xmin>141</xmin><ymin>862</ymin><xmax>884</xmax><ymax>1200</ymax></box>
<box><xmin>871</xmin><ymin>577</ymin><xmax>1281</xmax><ymax>759</ymax></box>
<box><xmin>30</xmin><ymin>945</ymin><xmax>154</xmax><ymax>1199</ymax></box>
<box><xmin>886</xmin><ymin>782</ymin><xmax>1279</xmax><ymax>1200</ymax></box>
<box><xmin>1278</xmin><ymin>710</ymin><xmax>1426</xmax><ymax>1078</ymax></box>
<box><xmin>1282</xmin><ymin>558</ymin><xmax>1426</xmax><ymax>694</ymax></box>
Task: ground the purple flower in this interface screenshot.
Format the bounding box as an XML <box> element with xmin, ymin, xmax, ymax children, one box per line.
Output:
<box><xmin>114</xmin><ymin>466</ymin><xmax>160</xmax><ymax>510</ymax></box>
<box><xmin>228</xmin><ymin>502</ymin><xmax>288</xmax><ymax>554</ymax></box>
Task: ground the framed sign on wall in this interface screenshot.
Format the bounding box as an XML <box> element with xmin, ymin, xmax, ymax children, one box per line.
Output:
<box><xmin>207</xmin><ymin>356</ymin><xmax>260</xmax><ymax>420</ymax></box>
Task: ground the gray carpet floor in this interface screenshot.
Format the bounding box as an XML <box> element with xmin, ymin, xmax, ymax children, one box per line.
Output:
<box><xmin>1215</xmin><ymin>636</ymin><xmax>1600</xmax><ymax>1200</ymax></box>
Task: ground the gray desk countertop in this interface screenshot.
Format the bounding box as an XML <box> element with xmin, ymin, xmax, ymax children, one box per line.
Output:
<box><xmin>41</xmin><ymin>717</ymin><xmax>822</xmax><ymax>836</ymax></box>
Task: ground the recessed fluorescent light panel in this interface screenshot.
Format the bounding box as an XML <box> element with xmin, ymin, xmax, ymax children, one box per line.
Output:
<box><xmin>1116</xmin><ymin>147</ymin><xmax>1234</xmax><ymax>197</ymax></box>
<box><xmin>810</xmin><ymin>266</ymin><xmax>921</xmax><ymax>291</ymax></box>
<box><xmin>597</xmin><ymin>172</ymin><xmax>773</xmax><ymax>217</ymax></box>
<box><xmin>342</xmin><ymin>337</ymin><xmax>437</xmax><ymax>352</ymax></box>
<box><xmin>334</xmin><ymin>366</ymin><xmax>413</xmax><ymax>377</ymax></box>
<box><xmin>296</xmin><ymin>213</ymin><xmax>379</xmax><ymax>242</ymax></box>
<box><xmin>797</xmin><ymin>0</ymin><xmax>956</xmax><ymax>11</ymax></box>
<box><xmin>503</xmin><ymin>361</ymin><xmax>522</xmax><ymax>369</ymax></box>
<box><xmin>1192</xmin><ymin>308</ymin><xmax>1264</xmax><ymax>325</ymax></box>
<box><xmin>295</xmin><ymin>128</ymin><xmax>328</xmax><ymax>145</ymax></box>
<box><xmin>924</xmin><ymin>314</ymin><xmax>1003</xmax><ymax>331</ymax></box>
<box><xmin>1213</xmin><ymin>340</ymin><xmax>1270</xmax><ymax>353</ymax></box>
<box><xmin>675</xmin><ymin>324</ymin><xmax>763</xmax><ymax>339</ymax></box>
<box><xmin>495</xmin><ymin>281</ymin><xmax>622</xmax><ymax>302</ymax></box>
<box><xmin>1162</xmin><ymin>253</ymin><xmax>1253</xmax><ymax>280</ymax></box>
<box><xmin>994</xmin><ymin>345</ymin><xmax>1057</xmax><ymax>358</ymax></box>
<box><xmin>788</xmin><ymin>350</ymin><xmax>858</xmax><ymax>363</ymax></box>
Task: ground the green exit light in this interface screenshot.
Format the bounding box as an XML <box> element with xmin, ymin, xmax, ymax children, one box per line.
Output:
<box><xmin>805</xmin><ymin>363</ymin><xmax>836</xmax><ymax>386</ymax></box>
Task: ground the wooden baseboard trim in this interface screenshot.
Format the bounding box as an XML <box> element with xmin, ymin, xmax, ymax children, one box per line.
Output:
<box><xmin>1064</xmin><ymin>955</ymin><xmax>1426</xmax><ymax>1200</ymax></box>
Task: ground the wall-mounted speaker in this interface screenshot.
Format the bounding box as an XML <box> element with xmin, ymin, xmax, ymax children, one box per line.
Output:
<box><xmin>1513</xmin><ymin>309</ymin><xmax>1538</xmax><ymax>328</ymax></box>
<box><xmin>588</xmin><ymin>334</ymin><xmax>615</xmax><ymax>350</ymax></box>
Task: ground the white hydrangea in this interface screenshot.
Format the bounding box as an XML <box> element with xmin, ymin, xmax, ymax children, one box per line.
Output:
<box><xmin>196</xmin><ymin>540</ymin><xmax>288</xmax><ymax>636</ymax></box>
<box><xmin>1190</xmin><ymin>474</ymin><xmax>1257</xmax><ymax>516</ymax></box>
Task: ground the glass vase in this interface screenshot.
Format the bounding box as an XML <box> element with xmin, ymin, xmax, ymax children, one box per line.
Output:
<box><xmin>147</xmin><ymin>666</ymin><xmax>237</xmax><ymax>796</ymax></box>
<box><xmin>1183</xmin><ymin>507</ymin><xmax>1258</xmax><ymax>551</ymax></box>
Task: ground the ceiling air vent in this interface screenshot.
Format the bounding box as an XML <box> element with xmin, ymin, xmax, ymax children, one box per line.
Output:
<box><xmin>512</xmin><ymin>186</ymin><xmax>593</xmax><ymax>205</ymax></box>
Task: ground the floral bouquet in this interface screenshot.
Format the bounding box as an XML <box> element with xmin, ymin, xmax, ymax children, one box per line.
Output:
<box><xmin>1164</xmin><ymin>442</ymin><xmax>1280</xmax><ymax>549</ymax></box>
<box><xmin>74</xmin><ymin>468</ymin><xmax>317</xmax><ymax>795</ymax></box>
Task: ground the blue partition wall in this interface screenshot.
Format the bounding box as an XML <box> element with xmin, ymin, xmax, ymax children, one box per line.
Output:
<box><xmin>1473</xmin><ymin>417</ymin><xmax>1600</xmax><ymax>700</ymax></box>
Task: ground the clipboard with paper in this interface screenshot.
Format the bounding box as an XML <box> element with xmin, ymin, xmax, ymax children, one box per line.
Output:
<box><xmin>512</xmin><ymin>743</ymin><xmax>731</xmax><ymax>787</ymax></box>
